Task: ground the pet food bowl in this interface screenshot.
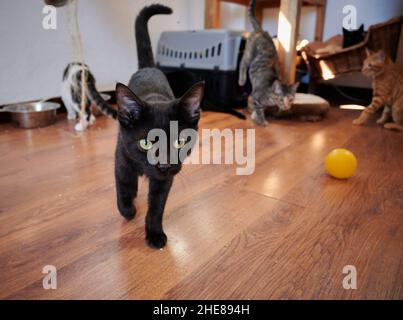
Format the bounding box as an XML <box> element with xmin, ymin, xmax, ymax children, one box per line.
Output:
<box><xmin>1</xmin><ymin>102</ymin><xmax>61</xmax><ymax>129</ymax></box>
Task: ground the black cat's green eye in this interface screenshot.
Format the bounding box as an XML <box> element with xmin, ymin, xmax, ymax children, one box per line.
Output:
<box><xmin>173</xmin><ymin>138</ymin><xmax>186</xmax><ymax>149</ymax></box>
<box><xmin>139</xmin><ymin>139</ymin><xmax>153</xmax><ymax>151</ymax></box>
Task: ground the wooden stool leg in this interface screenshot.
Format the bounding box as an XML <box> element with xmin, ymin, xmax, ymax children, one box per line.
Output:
<box><xmin>205</xmin><ymin>0</ymin><xmax>221</xmax><ymax>29</ymax></box>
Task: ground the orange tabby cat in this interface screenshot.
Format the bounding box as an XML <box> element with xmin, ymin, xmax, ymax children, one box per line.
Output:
<box><xmin>353</xmin><ymin>49</ymin><xmax>403</xmax><ymax>131</ymax></box>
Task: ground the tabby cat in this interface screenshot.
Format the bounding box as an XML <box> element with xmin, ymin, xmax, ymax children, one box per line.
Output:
<box><xmin>238</xmin><ymin>0</ymin><xmax>299</xmax><ymax>126</ymax></box>
<box><xmin>353</xmin><ymin>49</ymin><xmax>403</xmax><ymax>131</ymax></box>
<box><xmin>114</xmin><ymin>5</ymin><xmax>204</xmax><ymax>249</ymax></box>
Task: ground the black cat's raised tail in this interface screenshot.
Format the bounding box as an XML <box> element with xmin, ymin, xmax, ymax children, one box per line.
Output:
<box><xmin>135</xmin><ymin>4</ymin><xmax>172</xmax><ymax>69</ymax></box>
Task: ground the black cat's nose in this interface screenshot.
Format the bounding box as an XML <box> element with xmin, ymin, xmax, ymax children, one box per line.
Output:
<box><xmin>157</xmin><ymin>164</ymin><xmax>171</xmax><ymax>172</ymax></box>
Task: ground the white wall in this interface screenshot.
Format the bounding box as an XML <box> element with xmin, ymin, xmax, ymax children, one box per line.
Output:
<box><xmin>219</xmin><ymin>2</ymin><xmax>246</xmax><ymax>30</ymax></box>
<box><xmin>0</xmin><ymin>0</ymin><xmax>204</xmax><ymax>105</ymax></box>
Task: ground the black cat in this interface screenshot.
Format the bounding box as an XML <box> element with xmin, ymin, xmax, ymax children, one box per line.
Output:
<box><xmin>114</xmin><ymin>5</ymin><xmax>204</xmax><ymax>248</ymax></box>
<box><xmin>342</xmin><ymin>24</ymin><xmax>365</xmax><ymax>48</ymax></box>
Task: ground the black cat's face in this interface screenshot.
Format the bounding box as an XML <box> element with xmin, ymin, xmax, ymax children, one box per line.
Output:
<box><xmin>342</xmin><ymin>24</ymin><xmax>364</xmax><ymax>48</ymax></box>
<box><xmin>116</xmin><ymin>82</ymin><xmax>204</xmax><ymax>180</ymax></box>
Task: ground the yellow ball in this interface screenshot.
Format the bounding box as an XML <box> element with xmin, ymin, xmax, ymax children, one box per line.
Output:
<box><xmin>325</xmin><ymin>148</ymin><xmax>357</xmax><ymax>179</ymax></box>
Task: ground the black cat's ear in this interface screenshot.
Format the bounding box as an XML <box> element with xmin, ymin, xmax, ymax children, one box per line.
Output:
<box><xmin>179</xmin><ymin>81</ymin><xmax>205</xmax><ymax>123</ymax></box>
<box><xmin>359</xmin><ymin>24</ymin><xmax>364</xmax><ymax>32</ymax></box>
<box><xmin>115</xmin><ymin>83</ymin><xmax>143</xmax><ymax>125</ymax></box>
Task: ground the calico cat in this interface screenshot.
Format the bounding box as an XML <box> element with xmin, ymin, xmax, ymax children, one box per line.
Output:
<box><xmin>342</xmin><ymin>24</ymin><xmax>365</xmax><ymax>48</ymax></box>
<box><xmin>114</xmin><ymin>5</ymin><xmax>204</xmax><ymax>248</ymax></box>
<box><xmin>238</xmin><ymin>0</ymin><xmax>299</xmax><ymax>126</ymax></box>
<box><xmin>353</xmin><ymin>49</ymin><xmax>403</xmax><ymax>131</ymax></box>
<box><xmin>61</xmin><ymin>62</ymin><xmax>117</xmax><ymax>131</ymax></box>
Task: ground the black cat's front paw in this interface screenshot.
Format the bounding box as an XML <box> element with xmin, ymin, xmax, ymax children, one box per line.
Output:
<box><xmin>118</xmin><ymin>205</ymin><xmax>136</xmax><ymax>221</ymax></box>
<box><xmin>146</xmin><ymin>231</ymin><xmax>167</xmax><ymax>249</ymax></box>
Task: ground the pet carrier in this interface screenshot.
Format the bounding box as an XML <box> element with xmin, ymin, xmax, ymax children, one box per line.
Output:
<box><xmin>156</xmin><ymin>30</ymin><xmax>251</xmax><ymax>110</ymax></box>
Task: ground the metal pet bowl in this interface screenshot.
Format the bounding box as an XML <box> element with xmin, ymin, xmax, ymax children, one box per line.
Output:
<box><xmin>1</xmin><ymin>102</ymin><xmax>61</xmax><ymax>129</ymax></box>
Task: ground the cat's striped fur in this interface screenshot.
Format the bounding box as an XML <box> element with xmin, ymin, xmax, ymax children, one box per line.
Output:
<box><xmin>238</xmin><ymin>0</ymin><xmax>298</xmax><ymax>126</ymax></box>
<box><xmin>353</xmin><ymin>50</ymin><xmax>403</xmax><ymax>131</ymax></box>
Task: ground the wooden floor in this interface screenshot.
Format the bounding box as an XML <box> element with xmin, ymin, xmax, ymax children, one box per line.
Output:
<box><xmin>0</xmin><ymin>108</ymin><xmax>402</xmax><ymax>300</ymax></box>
